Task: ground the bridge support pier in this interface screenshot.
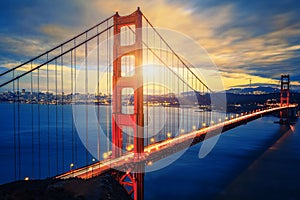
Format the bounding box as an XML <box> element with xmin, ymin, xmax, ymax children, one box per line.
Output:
<box><xmin>134</xmin><ymin>172</ymin><xmax>144</xmax><ymax>200</ymax></box>
<box><xmin>113</xmin><ymin>161</ymin><xmax>145</xmax><ymax>200</ymax></box>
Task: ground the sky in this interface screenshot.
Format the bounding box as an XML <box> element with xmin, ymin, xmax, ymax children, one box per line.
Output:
<box><xmin>0</xmin><ymin>0</ymin><xmax>300</xmax><ymax>90</ymax></box>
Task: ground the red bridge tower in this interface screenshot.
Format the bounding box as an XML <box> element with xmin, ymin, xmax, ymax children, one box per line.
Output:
<box><xmin>280</xmin><ymin>74</ymin><xmax>290</xmax><ymax>124</ymax></box>
<box><xmin>112</xmin><ymin>8</ymin><xmax>144</xmax><ymax>200</ymax></box>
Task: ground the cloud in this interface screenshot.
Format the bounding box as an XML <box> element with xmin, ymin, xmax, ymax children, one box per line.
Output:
<box><xmin>1</xmin><ymin>0</ymin><xmax>300</xmax><ymax>90</ymax></box>
<box><xmin>0</xmin><ymin>35</ymin><xmax>49</xmax><ymax>59</ymax></box>
<box><xmin>205</xmin><ymin>12</ymin><xmax>300</xmax><ymax>85</ymax></box>
<box><xmin>40</xmin><ymin>25</ymin><xmax>75</xmax><ymax>41</ymax></box>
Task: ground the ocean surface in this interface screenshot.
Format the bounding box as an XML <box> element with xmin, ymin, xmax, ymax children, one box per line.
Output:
<box><xmin>0</xmin><ymin>103</ymin><xmax>299</xmax><ymax>199</ymax></box>
<box><xmin>144</xmin><ymin>114</ymin><xmax>300</xmax><ymax>199</ymax></box>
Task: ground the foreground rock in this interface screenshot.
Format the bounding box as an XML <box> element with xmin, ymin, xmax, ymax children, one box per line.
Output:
<box><xmin>0</xmin><ymin>174</ymin><xmax>131</xmax><ymax>200</ymax></box>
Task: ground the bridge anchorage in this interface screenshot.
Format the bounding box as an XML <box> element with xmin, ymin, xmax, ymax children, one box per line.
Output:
<box><xmin>0</xmin><ymin>6</ymin><xmax>298</xmax><ymax>200</ymax></box>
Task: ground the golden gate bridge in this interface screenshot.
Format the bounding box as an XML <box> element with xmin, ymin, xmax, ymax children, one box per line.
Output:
<box><xmin>0</xmin><ymin>8</ymin><xmax>297</xmax><ymax>200</ymax></box>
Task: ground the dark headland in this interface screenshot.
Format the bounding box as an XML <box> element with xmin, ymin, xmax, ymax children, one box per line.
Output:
<box><xmin>0</xmin><ymin>174</ymin><xmax>131</xmax><ymax>200</ymax></box>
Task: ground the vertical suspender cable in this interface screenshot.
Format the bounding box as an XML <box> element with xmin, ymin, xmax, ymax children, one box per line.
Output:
<box><xmin>171</xmin><ymin>53</ymin><xmax>174</xmax><ymax>137</ymax></box>
<box><xmin>146</xmin><ymin>21</ymin><xmax>149</xmax><ymax>146</ymax></box>
<box><xmin>109</xmin><ymin>25</ymin><xmax>112</xmax><ymax>153</ymax></box>
<box><xmin>177</xmin><ymin>59</ymin><xmax>179</xmax><ymax>136</ymax></box>
<box><xmin>202</xmin><ymin>84</ymin><xmax>204</xmax><ymax>126</ymax></box>
<box><xmin>207</xmin><ymin>87</ymin><xmax>209</xmax><ymax>125</ymax></box>
<box><xmin>85</xmin><ymin>33</ymin><xmax>89</xmax><ymax>167</ymax></box>
<box><xmin>159</xmin><ymin>37</ymin><xmax>162</xmax><ymax>141</ymax></box>
<box><xmin>61</xmin><ymin>46</ymin><xmax>64</xmax><ymax>171</ymax></box>
<box><xmin>37</xmin><ymin>67</ymin><xmax>41</xmax><ymax>178</ymax></box>
<box><xmin>97</xmin><ymin>25</ymin><xmax>100</xmax><ymax>161</ymax></box>
<box><xmin>71</xmin><ymin>50</ymin><xmax>74</xmax><ymax>166</ymax></box>
<box><xmin>203</xmin><ymin>86</ymin><xmax>205</xmax><ymax>125</ymax></box>
<box><xmin>55</xmin><ymin>58</ymin><xmax>58</xmax><ymax>174</ymax></box>
<box><xmin>17</xmin><ymin>79</ymin><xmax>20</xmax><ymax>179</ymax></box>
<box><xmin>74</xmin><ymin>39</ymin><xmax>78</xmax><ymax>166</ymax></box>
<box><xmin>164</xmin><ymin>43</ymin><xmax>166</xmax><ymax>139</ymax></box>
<box><xmin>13</xmin><ymin>71</ymin><xmax>16</xmax><ymax>180</ymax></box>
<box><xmin>47</xmin><ymin>54</ymin><xmax>50</xmax><ymax>177</ymax></box>
<box><xmin>153</xmin><ymin>30</ymin><xmax>155</xmax><ymax>142</ymax></box>
<box><xmin>182</xmin><ymin>62</ymin><xmax>185</xmax><ymax>132</ymax></box>
<box><xmin>106</xmin><ymin>21</ymin><xmax>110</xmax><ymax>153</ymax></box>
<box><xmin>188</xmin><ymin>70</ymin><xmax>190</xmax><ymax>130</ymax></box>
<box><xmin>30</xmin><ymin>63</ymin><xmax>34</xmax><ymax>179</ymax></box>
<box><xmin>204</xmin><ymin>87</ymin><xmax>209</xmax><ymax>125</ymax></box>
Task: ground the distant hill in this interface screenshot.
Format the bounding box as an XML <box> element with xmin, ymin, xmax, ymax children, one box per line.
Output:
<box><xmin>226</xmin><ymin>86</ymin><xmax>280</xmax><ymax>94</ymax></box>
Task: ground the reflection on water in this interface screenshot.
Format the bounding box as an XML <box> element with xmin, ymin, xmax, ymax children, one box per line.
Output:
<box><xmin>1</xmin><ymin>103</ymin><xmax>299</xmax><ymax>199</ymax></box>
<box><xmin>144</xmin><ymin>116</ymin><xmax>300</xmax><ymax>200</ymax></box>
<box><xmin>0</xmin><ymin>103</ymin><xmax>225</xmax><ymax>184</ymax></box>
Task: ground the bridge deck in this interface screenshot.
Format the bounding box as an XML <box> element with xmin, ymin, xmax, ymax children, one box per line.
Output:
<box><xmin>56</xmin><ymin>105</ymin><xmax>296</xmax><ymax>179</ymax></box>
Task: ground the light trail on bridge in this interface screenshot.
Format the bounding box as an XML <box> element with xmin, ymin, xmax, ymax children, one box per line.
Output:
<box><xmin>56</xmin><ymin>104</ymin><xmax>297</xmax><ymax>180</ymax></box>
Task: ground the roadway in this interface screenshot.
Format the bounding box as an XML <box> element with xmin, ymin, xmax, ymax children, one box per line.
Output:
<box><xmin>56</xmin><ymin>105</ymin><xmax>297</xmax><ymax>180</ymax></box>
